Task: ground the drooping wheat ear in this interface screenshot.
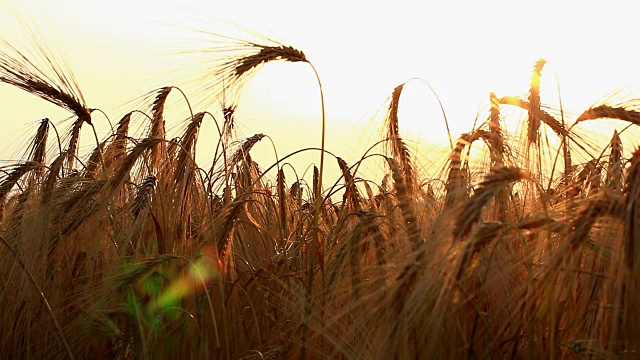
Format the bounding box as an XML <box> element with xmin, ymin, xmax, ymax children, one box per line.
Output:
<box><xmin>444</xmin><ymin>133</ymin><xmax>473</xmax><ymax>207</ymax></box>
<box><xmin>215</xmin><ymin>199</ymin><xmax>246</xmax><ymax>268</ymax></box>
<box><xmin>55</xmin><ymin>178</ymin><xmax>106</xmax><ymax>221</ymax></box>
<box><xmin>189</xmin><ymin>31</ymin><xmax>310</xmax><ymax>105</ymax></box>
<box><xmin>131</xmin><ymin>175</ymin><xmax>157</xmax><ymax>218</ymax></box>
<box><xmin>385</xmin><ymin>84</ymin><xmax>415</xmax><ymax>191</ymax></box>
<box><xmin>337</xmin><ymin>157</ymin><xmax>362</xmax><ymax>212</ymax></box>
<box><xmin>362</xmin><ymin>180</ymin><xmax>378</xmax><ymax>210</ymax></box>
<box><xmin>229</xmin><ymin>134</ymin><xmax>266</xmax><ymax>168</ymax></box>
<box><xmin>488</xmin><ymin>93</ymin><xmax>505</xmax><ymax>167</ymax></box>
<box><xmin>175</xmin><ymin>112</ymin><xmax>205</xmax><ymax>183</ymax></box>
<box><xmin>387</xmin><ymin>157</ymin><xmax>422</xmax><ymax>250</ymax></box>
<box><xmin>454</xmin><ymin>167</ymin><xmax>529</xmax><ymax>240</ymax></box>
<box><xmin>0</xmin><ymin>162</ymin><xmax>39</xmax><ymax>208</ymax></box>
<box><xmin>498</xmin><ymin>96</ymin><xmax>569</xmax><ymax>139</ymax></box>
<box><xmin>0</xmin><ymin>42</ymin><xmax>91</xmax><ymax>124</ymax></box>
<box><xmin>277</xmin><ymin>168</ymin><xmax>287</xmax><ymax>237</ymax></box>
<box><xmin>234</xmin><ymin>45</ymin><xmax>307</xmax><ymax>78</ymax></box>
<box><xmin>607</xmin><ymin>130</ymin><xmax>623</xmax><ymax>191</ymax></box>
<box><xmin>574</xmin><ymin>159</ymin><xmax>602</xmax><ymax>196</ymax></box>
<box><xmin>117</xmin><ymin>254</ymin><xmax>180</xmax><ymax>292</ymax></box>
<box><xmin>567</xmin><ymin>195</ymin><xmax>624</xmax><ymax>251</ymax></box>
<box><xmin>514</xmin><ymin>216</ymin><xmax>565</xmax><ymax>235</ymax></box>
<box><xmin>576</xmin><ymin>104</ymin><xmax>640</xmax><ymax>126</ymax></box>
<box><xmin>456</xmin><ymin>221</ymin><xmax>504</xmax><ymax>280</ymax></box>
<box><xmin>623</xmin><ymin>147</ymin><xmax>640</xmax><ymax>269</ymax></box>
<box><xmin>527</xmin><ymin>59</ymin><xmax>546</xmax><ymax>145</ymax></box>
<box><xmin>107</xmin><ymin>138</ymin><xmax>163</xmax><ymax>196</ymax></box>
<box><xmin>222</xmin><ymin>103</ymin><xmax>237</xmax><ymax>140</ymax></box>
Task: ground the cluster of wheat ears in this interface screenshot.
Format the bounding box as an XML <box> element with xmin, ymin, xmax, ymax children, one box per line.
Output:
<box><xmin>2</xmin><ymin>18</ymin><xmax>640</xmax><ymax>360</ymax></box>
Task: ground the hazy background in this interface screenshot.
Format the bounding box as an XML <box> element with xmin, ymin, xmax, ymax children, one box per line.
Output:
<box><xmin>2</xmin><ymin>0</ymin><xmax>639</xmax><ymax>183</ymax></box>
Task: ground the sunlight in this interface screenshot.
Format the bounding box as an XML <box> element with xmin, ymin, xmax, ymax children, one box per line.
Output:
<box><xmin>5</xmin><ymin>1</ymin><xmax>640</xmax><ymax>358</ymax></box>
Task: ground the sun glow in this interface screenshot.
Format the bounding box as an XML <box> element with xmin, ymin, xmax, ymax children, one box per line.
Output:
<box><xmin>2</xmin><ymin>0</ymin><xmax>640</xmax><ymax>174</ymax></box>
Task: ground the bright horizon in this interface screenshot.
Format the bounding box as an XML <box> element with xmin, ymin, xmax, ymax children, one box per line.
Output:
<box><xmin>2</xmin><ymin>0</ymin><xmax>640</xmax><ymax>183</ymax></box>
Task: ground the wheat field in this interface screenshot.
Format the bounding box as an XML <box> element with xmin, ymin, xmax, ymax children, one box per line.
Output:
<box><xmin>2</xmin><ymin>14</ymin><xmax>640</xmax><ymax>360</ymax></box>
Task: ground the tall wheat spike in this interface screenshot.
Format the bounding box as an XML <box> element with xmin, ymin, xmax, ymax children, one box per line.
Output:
<box><xmin>148</xmin><ymin>87</ymin><xmax>171</xmax><ymax>171</ymax></box>
<box><xmin>25</xmin><ymin>118</ymin><xmax>49</xmax><ymax>181</ymax></box>
<box><xmin>488</xmin><ymin>93</ymin><xmax>505</xmax><ymax>167</ymax></box>
<box><xmin>277</xmin><ymin>168</ymin><xmax>287</xmax><ymax>238</ymax></box>
<box><xmin>337</xmin><ymin>157</ymin><xmax>361</xmax><ymax>212</ymax></box>
<box><xmin>527</xmin><ymin>59</ymin><xmax>546</xmax><ymax>146</ymax></box>
<box><xmin>607</xmin><ymin>130</ymin><xmax>623</xmax><ymax>191</ymax></box>
<box><xmin>385</xmin><ymin>84</ymin><xmax>415</xmax><ymax>191</ymax></box>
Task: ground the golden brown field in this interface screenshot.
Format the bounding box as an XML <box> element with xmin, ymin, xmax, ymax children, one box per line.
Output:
<box><xmin>2</xmin><ymin>17</ymin><xmax>640</xmax><ymax>360</ymax></box>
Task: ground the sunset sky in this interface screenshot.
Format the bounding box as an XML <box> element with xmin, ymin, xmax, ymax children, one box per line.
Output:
<box><xmin>2</xmin><ymin>0</ymin><xmax>639</xmax><ymax>181</ymax></box>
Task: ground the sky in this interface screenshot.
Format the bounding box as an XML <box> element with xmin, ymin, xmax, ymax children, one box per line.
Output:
<box><xmin>2</xmin><ymin>0</ymin><xmax>640</xmax><ymax>183</ymax></box>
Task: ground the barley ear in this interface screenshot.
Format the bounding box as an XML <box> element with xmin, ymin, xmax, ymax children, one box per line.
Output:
<box><xmin>453</xmin><ymin>167</ymin><xmax>528</xmax><ymax>240</ymax></box>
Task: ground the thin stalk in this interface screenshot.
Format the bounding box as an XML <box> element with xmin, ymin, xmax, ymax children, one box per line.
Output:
<box><xmin>301</xmin><ymin>61</ymin><xmax>325</xmax><ymax>360</ymax></box>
